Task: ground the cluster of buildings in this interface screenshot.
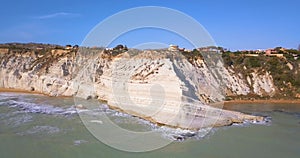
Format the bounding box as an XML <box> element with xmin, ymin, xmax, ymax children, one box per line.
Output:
<box><xmin>168</xmin><ymin>44</ymin><xmax>299</xmax><ymax>59</ymax></box>
<box><xmin>242</xmin><ymin>47</ymin><xmax>289</xmax><ymax>58</ymax></box>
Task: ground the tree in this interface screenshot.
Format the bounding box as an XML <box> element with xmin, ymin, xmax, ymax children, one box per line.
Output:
<box><xmin>114</xmin><ymin>44</ymin><xmax>124</xmax><ymax>50</ymax></box>
<box><xmin>298</xmin><ymin>44</ymin><xmax>300</xmax><ymax>51</ymax></box>
<box><xmin>274</xmin><ymin>47</ymin><xmax>282</xmax><ymax>51</ymax></box>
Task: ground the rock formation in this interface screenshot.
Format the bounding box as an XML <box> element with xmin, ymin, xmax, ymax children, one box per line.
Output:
<box><xmin>0</xmin><ymin>45</ymin><xmax>265</xmax><ymax>130</ymax></box>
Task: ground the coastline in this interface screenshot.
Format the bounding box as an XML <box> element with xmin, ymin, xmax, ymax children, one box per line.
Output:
<box><xmin>0</xmin><ymin>88</ymin><xmax>71</xmax><ymax>98</ymax></box>
<box><xmin>224</xmin><ymin>99</ymin><xmax>300</xmax><ymax>105</ymax></box>
<box><xmin>1</xmin><ymin>88</ymin><xmax>299</xmax><ymax>105</ymax></box>
<box><xmin>0</xmin><ymin>88</ymin><xmax>44</xmax><ymax>95</ymax></box>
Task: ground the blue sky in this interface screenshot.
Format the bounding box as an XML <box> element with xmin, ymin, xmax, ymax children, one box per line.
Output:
<box><xmin>0</xmin><ymin>0</ymin><xmax>299</xmax><ymax>50</ymax></box>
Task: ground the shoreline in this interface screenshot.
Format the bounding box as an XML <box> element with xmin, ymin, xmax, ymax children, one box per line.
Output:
<box><xmin>224</xmin><ymin>99</ymin><xmax>300</xmax><ymax>105</ymax></box>
<box><xmin>0</xmin><ymin>88</ymin><xmax>71</xmax><ymax>99</ymax></box>
<box><xmin>0</xmin><ymin>88</ymin><xmax>45</xmax><ymax>95</ymax></box>
<box><xmin>1</xmin><ymin>88</ymin><xmax>299</xmax><ymax>105</ymax></box>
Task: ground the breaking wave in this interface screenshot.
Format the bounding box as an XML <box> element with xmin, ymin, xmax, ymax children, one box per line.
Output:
<box><xmin>3</xmin><ymin>100</ymin><xmax>77</xmax><ymax>116</ymax></box>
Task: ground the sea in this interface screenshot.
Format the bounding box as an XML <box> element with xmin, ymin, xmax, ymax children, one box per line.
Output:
<box><xmin>0</xmin><ymin>92</ymin><xmax>299</xmax><ymax>158</ymax></box>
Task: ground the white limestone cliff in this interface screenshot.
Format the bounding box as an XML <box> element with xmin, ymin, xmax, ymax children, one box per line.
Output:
<box><xmin>0</xmin><ymin>48</ymin><xmax>265</xmax><ymax>130</ymax></box>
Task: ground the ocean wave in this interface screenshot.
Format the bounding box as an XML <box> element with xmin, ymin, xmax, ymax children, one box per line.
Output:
<box><xmin>4</xmin><ymin>113</ymin><xmax>33</xmax><ymax>127</ymax></box>
<box><xmin>0</xmin><ymin>95</ymin><xmax>19</xmax><ymax>103</ymax></box>
<box><xmin>5</xmin><ymin>100</ymin><xmax>77</xmax><ymax>116</ymax></box>
<box><xmin>240</xmin><ymin>115</ymin><xmax>272</xmax><ymax>126</ymax></box>
<box><xmin>150</xmin><ymin>125</ymin><xmax>216</xmax><ymax>141</ymax></box>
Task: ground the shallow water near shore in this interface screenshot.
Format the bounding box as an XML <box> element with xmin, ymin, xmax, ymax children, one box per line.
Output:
<box><xmin>0</xmin><ymin>92</ymin><xmax>299</xmax><ymax>158</ymax></box>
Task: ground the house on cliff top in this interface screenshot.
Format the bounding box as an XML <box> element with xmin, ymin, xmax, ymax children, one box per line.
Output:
<box><xmin>168</xmin><ymin>44</ymin><xmax>179</xmax><ymax>51</ymax></box>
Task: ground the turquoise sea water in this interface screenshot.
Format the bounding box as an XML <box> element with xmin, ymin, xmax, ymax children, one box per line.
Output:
<box><xmin>0</xmin><ymin>92</ymin><xmax>299</xmax><ymax>158</ymax></box>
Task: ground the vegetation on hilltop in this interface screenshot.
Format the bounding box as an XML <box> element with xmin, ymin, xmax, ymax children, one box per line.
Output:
<box><xmin>181</xmin><ymin>49</ymin><xmax>203</xmax><ymax>63</ymax></box>
<box><xmin>0</xmin><ymin>43</ymin><xmax>64</xmax><ymax>50</ymax></box>
<box><xmin>222</xmin><ymin>51</ymin><xmax>300</xmax><ymax>99</ymax></box>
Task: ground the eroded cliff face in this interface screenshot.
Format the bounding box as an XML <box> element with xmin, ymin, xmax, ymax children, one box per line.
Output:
<box><xmin>0</xmin><ymin>47</ymin><xmax>266</xmax><ymax>129</ymax></box>
<box><xmin>0</xmin><ymin>49</ymin><xmax>76</xmax><ymax>96</ymax></box>
<box><xmin>222</xmin><ymin>67</ymin><xmax>276</xmax><ymax>98</ymax></box>
<box><xmin>222</xmin><ymin>52</ymin><xmax>300</xmax><ymax>99</ymax></box>
<box><xmin>0</xmin><ymin>46</ymin><xmax>284</xmax><ymax>100</ymax></box>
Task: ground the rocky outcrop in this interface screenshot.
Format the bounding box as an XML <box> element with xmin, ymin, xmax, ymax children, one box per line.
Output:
<box><xmin>223</xmin><ymin>67</ymin><xmax>276</xmax><ymax>98</ymax></box>
<box><xmin>0</xmin><ymin>46</ymin><xmax>264</xmax><ymax>130</ymax></box>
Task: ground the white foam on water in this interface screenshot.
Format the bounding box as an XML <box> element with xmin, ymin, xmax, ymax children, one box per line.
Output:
<box><xmin>6</xmin><ymin>100</ymin><xmax>78</xmax><ymax>116</ymax></box>
<box><xmin>90</xmin><ymin>120</ymin><xmax>103</xmax><ymax>124</ymax></box>
<box><xmin>73</xmin><ymin>140</ymin><xmax>88</xmax><ymax>146</ymax></box>
<box><xmin>150</xmin><ymin>125</ymin><xmax>216</xmax><ymax>141</ymax></box>
<box><xmin>240</xmin><ymin>116</ymin><xmax>272</xmax><ymax>127</ymax></box>
<box><xmin>5</xmin><ymin>113</ymin><xmax>33</xmax><ymax>127</ymax></box>
<box><xmin>0</xmin><ymin>93</ymin><xmax>37</xmax><ymax>103</ymax></box>
<box><xmin>17</xmin><ymin>125</ymin><xmax>61</xmax><ymax>136</ymax></box>
<box><xmin>0</xmin><ymin>96</ymin><xmax>18</xmax><ymax>102</ymax></box>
